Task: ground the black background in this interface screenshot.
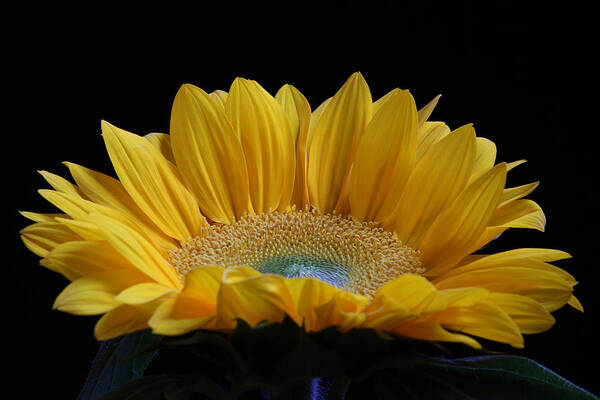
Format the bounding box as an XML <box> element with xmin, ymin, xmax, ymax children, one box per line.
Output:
<box><xmin>5</xmin><ymin>2</ymin><xmax>596</xmax><ymax>398</ymax></box>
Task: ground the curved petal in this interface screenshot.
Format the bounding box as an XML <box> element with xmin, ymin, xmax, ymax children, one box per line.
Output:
<box><xmin>416</xmin><ymin>121</ymin><xmax>450</xmax><ymax>161</ymax></box>
<box><xmin>313</xmin><ymin>291</ymin><xmax>369</xmax><ymax>331</ymax></box>
<box><xmin>20</xmin><ymin>211</ymin><xmax>67</xmax><ymax>223</ymax></box>
<box><xmin>468</xmin><ymin>137</ymin><xmax>497</xmax><ymax>183</ymax></box>
<box><xmin>149</xmin><ymin>297</ymin><xmax>214</xmax><ymax>335</ymax></box>
<box><xmin>396</xmin><ymin>320</ymin><xmax>482</xmax><ymax>348</ymax></box>
<box><xmin>447</xmin><ymin>248</ymin><xmax>573</xmax><ymax>279</ymax></box>
<box><xmin>371</xmin><ymin>274</ymin><xmax>446</xmax><ymax>315</ymax></box>
<box><xmin>350</xmin><ymin>89</ymin><xmax>418</xmax><ymax>222</ymax></box>
<box><xmin>417</xmin><ymin>94</ymin><xmax>441</xmax><ymax>127</ymax></box>
<box><xmin>216</xmin><ymin>267</ymin><xmax>295</xmax><ymax>329</ymax></box>
<box><xmin>53</xmin><ymin>277</ymin><xmax>121</xmax><ymax>315</ymax></box>
<box><xmin>38</xmin><ymin>170</ymin><xmax>82</xmax><ymax>196</ymax></box>
<box><xmin>65</xmin><ymin>162</ymin><xmax>176</xmax><ymax>250</ymax></box>
<box><xmin>488</xmin><ymin>292</ymin><xmax>555</xmax><ymax>334</ymax></box>
<box><xmin>45</xmin><ymin>240</ymin><xmax>132</xmax><ymax>279</ymax></box>
<box><xmin>364</xmin><ymin>274</ymin><xmax>444</xmax><ymax>331</ymax></box>
<box><xmin>87</xmin><ymin>213</ymin><xmax>182</xmax><ymax>289</ymax></box>
<box><xmin>419</xmin><ymin>163</ymin><xmax>507</xmax><ymax>276</ymax></box>
<box><xmin>115</xmin><ymin>282</ymin><xmax>176</xmax><ymax>305</ymax></box>
<box><xmin>94</xmin><ymin>304</ymin><xmax>152</xmax><ymax>341</ymax></box>
<box><xmin>275</xmin><ymin>84</ymin><xmax>312</xmax><ymax>209</ymax></box>
<box><xmin>432</xmin><ymin>298</ymin><xmax>524</xmax><ymax>348</ymax></box>
<box><xmin>389</xmin><ymin>124</ymin><xmax>477</xmax><ymax>246</ymax></box>
<box><xmin>102</xmin><ymin>121</ymin><xmax>206</xmax><ymax>239</ymax></box>
<box><xmin>499</xmin><ymin>181</ymin><xmax>539</xmax><ymax>208</ymax></box>
<box><xmin>372</xmin><ymin>88</ymin><xmax>399</xmax><ymax>115</ymax></box>
<box><xmin>20</xmin><ymin>221</ymin><xmax>81</xmax><ymax>258</ymax></box>
<box><xmin>209</xmin><ymin>90</ymin><xmax>228</xmax><ymax>108</ymax></box>
<box><xmin>225</xmin><ymin>78</ymin><xmax>295</xmax><ymax>213</ymax></box>
<box><xmin>307</xmin><ymin>72</ymin><xmax>372</xmax><ymax>213</ymax></box>
<box><xmin>144</xmin><ymin>133</ymin><xmax>175</xmax><ymax>163</ymax></box>
<box><xmin>171</xmin><ymin>84</ymin><xmax>252</xmax><ymax>223</ymax></box>
<box><xmin>286</xmin><ymin>277</ymin><xmax>341</xmax><ymax>331</ymax></box>
<box><xmin>434</xmin><ymin>266</ymin><xmax>574</xmax><ymax>312</ymax></box>
<box><xmin>489</xmin><ymin>199</ymin><xmax>546</xmax><ymax>231</ymax></box>
<box><xmin>568</xmin><ymin>295</ymin><xmax>584</xmax><ymax>312</ymax></box>
<box><xmin>149</xmin><ymin>266</ymin><xmax>224</xmax><ymax>335</ymax></box>
<box><xmin>306</xmin><ymin>97</ymin><xmax>331</xmax><ymax>155</ymax></box>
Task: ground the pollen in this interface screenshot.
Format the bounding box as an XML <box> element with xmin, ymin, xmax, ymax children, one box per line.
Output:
<box><xmin>169</xmin><ymin>207</ymin><xmax>424</xmax><ymax>297</ymax></box>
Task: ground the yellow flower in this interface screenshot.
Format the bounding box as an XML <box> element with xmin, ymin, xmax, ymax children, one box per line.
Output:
<box><xmin>20</xmin><ymin>73</ymin><xmax>581</xmax><ymax>348</ymax></box>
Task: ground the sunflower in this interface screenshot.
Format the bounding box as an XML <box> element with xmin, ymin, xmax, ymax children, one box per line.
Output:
<box><xmin>20</xmin><ymin>72</ymin><xmax>581</xmax><ymax>349</ymax></box>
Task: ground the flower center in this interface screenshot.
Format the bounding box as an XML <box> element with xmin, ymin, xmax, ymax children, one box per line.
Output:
<box><xmin>169</xmin><ymin>208</ymin><xmax>423</xmax><ymax>297</ymax></box>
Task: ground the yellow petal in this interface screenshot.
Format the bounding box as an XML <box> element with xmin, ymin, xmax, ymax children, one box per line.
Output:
<box><xmin>149</xmin><ymin>266</ymin><xmax>224</xmax><ymax>335</ymax></box>
<box><xmin>183</xmin><ymin>265</ymin><xmax>224</xmax><ymax>305</ymax></box>
<box><xmin>20</xmin><ymin>221</ymin><xmax>81</xmax><ymax>258</ymax></box>
<box><xmin>87</xmin><ymin>213</ymin><xmax>182</xmax><ymax>289</ymax></box>
<box><xmin>391</xmin><ymin>320</ymin><xmax>481</xmax><ymax>349</ymax></box>
<box><xmin>64</xmin><ymin>162</ymin><xmax>176</xmax><ymax>250</ymax></box>
<box><xmin>419</xmin><ymin>163</ymin><xmax>507</xmax><ymax>276</ymax></box>
<box><xmin>275</xmin><ymin>84</ymin><xmax>312</xmax><ymax>209</ymax></box>
<box><xmin>39</xmin><ymin>170</ymin><xmax>85</xmax><ymax>199</ymax></box>
<box><xmin>226</xmin><ymin>78</ymin><xmax>295</xmax><ymax>213</ymax></box>
<box><xmin>416</xmin><ymin>121</ymin><xmax>450</xmax><ymax>161</ymax></box>
<box><xmin>307</xmin><ymin>72</ymin><xmax>372</xmax><ymax>213</ymax></box>
<box><xmin>306</xmin><ymin>97</ymin><xmax>331</xmax><ymax>154</ymax></box>
<box><xmin>102</xmin><ymin>120</ymin><xmax>206</xmax><ymax>239</ymax></box>
<box><xmin>53</xmin><ymin>277</ymin><xmax>121</xmax><ymax>315</ymax></box>
<box><xmin>390</xmin><ymin>124</ymin><xmax>477</xmax><ymax>246</ymax></box>
<box><xmin>54</xmin><ymin>217</ymin><xmax>104</xmax><ymax>241</ymax></box>
<box><xmin>507</xmin><ymin>159</ymin><xmax>527</xmax><ymax>171</ymax></box>
<box><xmin>490</xmin><ymin>199</ymin><xmax>546</xmax><ymax>231</ymax></box>
<box><xmin>39</xmin><ymin>258</ymin><xmax>80</xmax><ymax>281</ymax></box>
<box><xmin>488</xmin><ymin>293</ymin><xmax>555</xmax><ymax>334</ymax></box>
<box><xmin>46</xmin><ymin>240</ymin><xmax>131</xmax><ymax>277</ymax></box>
<box><xmin>94</xmin><ymin>305</ymin><xmax>151</xmax><ymax>341</ymax></box>
<box><xmin>115</xmin><ymin>282</ymin><xmax>176</xmax><ymax>305</ymax></box>
<box><xmin>350</xmin><ymin>89</ymin><xmax>418</xmax><ymax>222</ymax></box>
<box><xmin>287</xmin><ymin>277</ymin><xmax>344</xmax><ymax>331</ymax></box>
<box><xmin>457</xmin><ymin>226</ymin><xmax>508</xmax><ymax>260</ymax></box>
<box><xmin>499</xmin><ymin>182</ymin><xmax>539</xmax><ymax>208</ymax></box>
<box><xmin>468</xmin><ymin>137</ymin><xmax>497</xmax><ymax>183</ymax></box>
<box><xmin>434</xmin><ymin>266</ymin><xmax>573</xmax><ymax>312</ymax></box>
<box><xmin>37</xmin><ymin>189</ymin><xmax>158</xmax><ymax>244</ymax></box>
<box><xmin>149</xmin><ymin>297</ymin><xmax>214</xmax><ymax>335</ymax></box>
<box><xmin>313</xmin><ymin>291</ymin><xmax>369</xmax><ymax>331</ymax></box>
<box><xmin>38</xmin><ymin>189</ymin><xmax>92</xmax><ymax>220</ymax></box>
<box><xmin>20</xmin><ymin>211</ymin><xmax>67</xmax><ymax>223</ymax></box>
<box><xmin>432</xmin><ymin>299</ymin><xmax>524</xmax><ymax>348</ymax></box>
<box><xmin>209</xmin><ymin>90</ymin><xmax>228</xmax><ymax>108</ymax></box>
<box><xmin>417</xmin><ymin>94</ymin><xmax>441</xmax><ymax>127</ymax></box>
<box><xmin>144</xmin><ymin>133</ymin><xmax>175</xmax><ymax>163</ymax></box>
<box><xmin>362</xmin><ymin>296</ymin><xmax>413</xmax><ymax>331</ymax></box>
<box><xmin>372</xmin><ymin>88</ymin><xmax>400</xmax><ymax>115</ymax></box>
<box><xmin>216</xmin><ymin>267</ymin><xmax>295</xmax><ymax>329</ymax></box>
<box><xmin>568</xmin><ymin>295</ymin><xmax>584</xmax><ymax>312</ymax></box>
<box><xmin>170</xmin><ymin>84</ymin><xmax>253</xmax><ymax>223</ymax></box>
<box><xmin>437</xmin><ymin>287</ymin><xmax>491</xmax><ymax>308</ymax></box>
<box><xmin>447</xmin><ymin>248</ymin><xmax>573</xmax><ymax>279</ymax></box>
<box><xmin>364</xmin><ymin>274</ymin><xmax>445</xmax><ymax>331</ymax></box>
<box><xmin>374</xmin><ymin>274</ymin><xmax>446</xmax><ymax>315</ymax></box>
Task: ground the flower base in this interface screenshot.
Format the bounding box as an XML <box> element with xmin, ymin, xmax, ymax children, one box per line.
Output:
<box><xmin>79</xmin><ymin>316</ymin><xmax>596</xmax><ymax>400</ymax></box>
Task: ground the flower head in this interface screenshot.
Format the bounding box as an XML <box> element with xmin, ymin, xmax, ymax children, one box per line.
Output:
<box><xmin>21</xmin><ymin>73</ymin><xmax>581</xmax><ymax>348</ymax></box>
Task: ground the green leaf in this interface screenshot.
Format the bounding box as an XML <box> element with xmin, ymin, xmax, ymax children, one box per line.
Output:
<box><xmin>406</xmin><ymin>355</ymin><xmax>598</xmax><ymax>400</ymax></box>
<box><xmin>77</xmin><ymin>329</ymin><xmax>162</xmax><ymax>400</ymax></box>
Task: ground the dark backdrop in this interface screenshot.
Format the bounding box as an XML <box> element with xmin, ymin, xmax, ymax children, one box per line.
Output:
<box><xmin>6</xmin><ymin>2</ymin><xmax>595</xmax><ymax>398</ymax></box>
